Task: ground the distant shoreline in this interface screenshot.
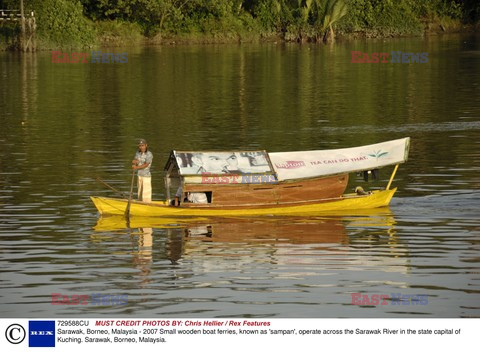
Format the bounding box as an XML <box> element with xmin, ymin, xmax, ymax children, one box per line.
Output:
<box><xmin>137</xmin><ymin>23</ymin><xmax>478</xmax><ymax>47</ymax></box>
<box><xmin>2</xmin><ymin>22</ymin><xmax>477</xmax><ymax>52</ymax></box>
<box><xmin>1</xmin><ymin>0</ymin><xmax>478</xmax><ymax>51</ymax></box>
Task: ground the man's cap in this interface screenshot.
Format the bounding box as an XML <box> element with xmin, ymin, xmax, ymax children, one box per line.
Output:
<box><xmin>138</xmin><ymin>139</ymin><xmax>147</xmax><ymax>145</ymax></box>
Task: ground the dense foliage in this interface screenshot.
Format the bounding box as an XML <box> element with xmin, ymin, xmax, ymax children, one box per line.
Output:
<box><xmin>0</xmin><ymin>0</ymin><xmax>478</xmax><ymax>48</ymax></box>
<box><xmin>78</xmin><ymin>0</ymin><xmax>479</xmax><ymax>39</ymax></box>
<box><xmin>0</xmin><ymin>0</ymin><xmax>95</xmax><ymax>48</ymax></box>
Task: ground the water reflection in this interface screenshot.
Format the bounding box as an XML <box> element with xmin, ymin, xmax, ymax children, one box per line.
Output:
<box><xmin>133</xmin><ymin>227</ymin><xmax>153</xmax><ymax>286</ymax></box>
<box><xmin>93</xmin><ymin>210</ymin><xmax>399</xmax><ymax>266</ymax></box>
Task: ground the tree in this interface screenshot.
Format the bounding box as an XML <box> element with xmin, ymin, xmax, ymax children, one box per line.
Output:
<box><xmin>318</xmin><ymin>0</ymin><xmax>347</xmax><ymax>43</ymax></box>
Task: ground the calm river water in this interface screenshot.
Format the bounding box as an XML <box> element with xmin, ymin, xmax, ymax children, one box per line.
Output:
<box><xmin>1</xmin><ymin>34</ymin><xmax>479</xmax><ymax>317</ymax></box>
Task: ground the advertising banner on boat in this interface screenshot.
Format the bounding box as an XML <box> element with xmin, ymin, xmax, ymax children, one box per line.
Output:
<box><xmin>269</xmin><ymin>137</ymin><xmax>410</xmax><ymax>181</ymax></box>
<box><xmin>174</xmin><ymin>151</ymin><xmax>273</xmax><ymax>175</ymax></box>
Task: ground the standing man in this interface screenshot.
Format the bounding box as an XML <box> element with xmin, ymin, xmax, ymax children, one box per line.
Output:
<box><xmin>132</xmin><ymin>139</ymin><xmax>153</xmax><ymax>202</ymax></box>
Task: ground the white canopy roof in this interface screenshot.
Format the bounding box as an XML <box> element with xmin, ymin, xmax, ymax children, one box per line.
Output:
<box><xmin>269</xmin><ymin>137</ymin><xmax>410</xmax><ymax>181</ymax></box>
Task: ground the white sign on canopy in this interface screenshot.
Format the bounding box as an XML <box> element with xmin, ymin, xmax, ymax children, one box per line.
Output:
<box><xmin>269</xmin><ymin>137</ymin><xmax>410</xmax><ymax>181</ymax></box>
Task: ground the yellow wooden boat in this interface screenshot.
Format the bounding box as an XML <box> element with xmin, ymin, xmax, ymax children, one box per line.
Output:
<box><xmin>91</xmin><ymin>138</ymin><xmax>409</xmax><ymax>217</ymax></box>
<box><xmin>90</xmin><ymin>188</ymin><xmax>396</xmax><ymax>217</ymax></box>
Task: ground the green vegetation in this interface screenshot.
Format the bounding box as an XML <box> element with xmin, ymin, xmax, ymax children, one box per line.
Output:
<box><xmin>0</xmin><ymin>0</ymin><xmax>96</xmax><ymax>49</ymax></box>
<box><xmin>0</xmin><ymin>22</ymin><xmax>19</xmax><ymax>50</ymax></box>
<box><xmin>0</xmin><ymin>0</ymin><xmax>478</xmax><ymax>49</ymax></box>
<box><xmin>33</xmin><ymin>0</ymin><xmax>96</xmax><ymax>48</ymax></box>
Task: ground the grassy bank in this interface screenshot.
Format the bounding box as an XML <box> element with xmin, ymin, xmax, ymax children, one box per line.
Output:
<box><xmin>0</xmin><ymin>0</ymin><xmax>478</xmax><ymax>50</ymax></box>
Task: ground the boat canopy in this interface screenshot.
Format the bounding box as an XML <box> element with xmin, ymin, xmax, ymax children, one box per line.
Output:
<box><xmin>269</xmin><ymin>137</ymin><xmax>410</xmax><ymax>181</ymax></box>
<box><xmin>164</xmin><ymin>137</ymin><xmax>410</xmax><ymax>182</ymax></box>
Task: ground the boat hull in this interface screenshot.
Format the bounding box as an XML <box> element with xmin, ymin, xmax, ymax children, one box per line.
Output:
<box><xmin>90</xmin><ymin>188</ymin><xmax>397</xmax><ymax>217</ymax></box>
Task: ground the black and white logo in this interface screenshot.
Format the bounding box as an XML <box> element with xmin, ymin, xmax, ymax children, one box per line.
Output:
<box><xmin>5</xmin><ymin>324</ymin><xmax>26</xmax><ymax>344</ymax></box>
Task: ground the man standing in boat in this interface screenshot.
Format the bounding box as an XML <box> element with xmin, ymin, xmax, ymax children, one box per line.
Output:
<box><xmin>132</xmin><ymin>139</ymin><xmax>153</xmax><ymax>202</ymax></box>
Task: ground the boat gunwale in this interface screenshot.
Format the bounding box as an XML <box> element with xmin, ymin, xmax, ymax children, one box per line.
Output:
<box><xmin>91</xmin><ymin>188</ymin><xmax>395</xmax><ymax>210</ymax></box>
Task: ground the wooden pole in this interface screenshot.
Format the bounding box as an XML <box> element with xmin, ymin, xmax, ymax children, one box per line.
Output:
<box><xmin>20</xmin><ymin>0</ymin><xmax>26</xmax><ymax>51</ymax></box>
<box><xmin>95</xmin><ymin>177</ymin><xmax>127</xmax><ymax>198</ymax></box>
<box><xmin>124</xmin><ymin>170</ymin><xmax>136</xmax><ymax>221</ymax></box>
<box><xmin>165</xmin><ymin>176</ymin><xmax>171</xmax><ymax>202</ymax></box>
<box><xmin>386</xmin><ymin>164</ymin><xmax>399</xmax><ymax>191</ymax></box>
<box><xmin>31</xmin><ymin>12</ymin><xmax>36</xmax><ymax>51</ymax></box>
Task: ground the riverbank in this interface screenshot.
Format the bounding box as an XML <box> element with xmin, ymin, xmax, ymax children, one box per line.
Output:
<box><xmin>84</xmin><ymin>19</ymin><xmax>480</xmax><ymax>49</ymax></box>
<box><xmin>0</xmin><ymin>0</ymin><xmax>478</xmax><ymax>50</ymax></box>
<box><xmin>1</xmin><ymin>19</ymin><xmax>477</xmax><ymax>51</ymax></box>
<box><xmin>142</xmin><ymin>22</ymin><xmax>478</xmax><ymax>46</ymax></box>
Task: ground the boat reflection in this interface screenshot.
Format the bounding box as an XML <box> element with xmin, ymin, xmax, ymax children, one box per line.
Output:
<box><xmin>91</xmin><ymin>209</ymin><xmax>403</xmax><ymax>288</ymax></box>
<box><xmin>92</xmin><ymin>208</ymin><xmax>398</xmax><ymax>255</ymax></box>
<box><xmin>132</xmin><ymin>227</ymin><xmax>153</xmax><ymax>283</ymax></box>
